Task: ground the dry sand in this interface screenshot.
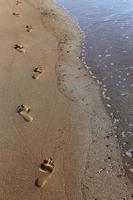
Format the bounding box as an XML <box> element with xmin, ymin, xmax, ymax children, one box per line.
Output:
<box><xmin>0</xmin><ymin>0</ymin><xmax>132</xmax><ymax>199</ymax></box>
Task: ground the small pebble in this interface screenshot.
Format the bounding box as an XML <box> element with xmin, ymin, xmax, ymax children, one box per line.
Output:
<box><xmin>129</xmin><ymin>168</ymin><xmax>133</xmax><ymax>173</ymax></box>
<box><xmin>125</xmin><ymin>149</ymin><xmax>133</xmax><ymax>158</ymax></box>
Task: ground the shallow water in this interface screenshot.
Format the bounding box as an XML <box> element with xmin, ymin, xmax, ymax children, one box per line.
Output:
<box><xmin>57</xmin><ymin>0</ymin><xmax>133</xmax><ymax>180</ymax></box>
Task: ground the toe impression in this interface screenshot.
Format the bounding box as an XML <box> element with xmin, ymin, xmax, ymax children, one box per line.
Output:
<box><xmin>36</xmin><ymin>158</ymin><xmax>55</xmax><ymax>188</ymax></box>
<box><xmin>14</xmin><ymin>44</ymin><xmax>26</xmax><ymax>53</ymax></box>
<box><xmin>17</xmin><ymin>105</ymin><xmax>33</xmax><ymax>122</ymax></box>
<box><xmin>32</xmin><ymin>66</ymin><xmax>44</xmax><ymax>79</ymax></box>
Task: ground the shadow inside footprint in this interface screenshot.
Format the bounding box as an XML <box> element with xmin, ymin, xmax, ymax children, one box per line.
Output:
<box><xmin>25</xmin><ymin>25</ymin><xmax>33</xmax><ymax>32</ymax></box>
<box><xmin>16</xmin><ymin>0</ymin><xmax>22</xmax><ymax>5</ymax></box>
<box><xmin>35</xmin><ymin>158</ymin><xmax>55</xmax><ymax>188</ymax></box>
<box><xmin>35</xmin><ymin>179</ymin><xmax>39</xmax><ymax>187</ymax></box>
<box><xmin>32</xmin><ymin>66</ymin><xmax>44</xmax><ymax>79</ymax></box>
<box><xmin>40</xmin><ymin>163</ymin><xmax>53</xmax><ymax>173</ymax></box>
<box><xmin>14</xmin><ymin>44</ymin><xmax>25</xmax><ymax>53</ymax></box>
<box><xmin>12</xmin><ymin>12</ymin><xmax>20</xmax><ymax>17</ymax></box>
<box><xmin>17</xmin><ymin>105</ymin><xmax>33</xmax><ymax>122</ymax></box>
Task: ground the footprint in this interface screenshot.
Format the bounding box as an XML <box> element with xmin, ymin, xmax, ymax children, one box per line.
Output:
<box><xmin>14</xmin><ymin>44</ymin><xmax>26</xmax><ymax>53</ymax></box>
<box><xmin>16</xmin><ymin>0</ymin><xmax>22</xmax><ymax>5</ymax></box>
<box><xmin>12</xmin><ymin>12</ymin><xmax>21</xmax><ymax>17</ymax></box>
<box><xmin>35</xmin><ymin>158</ymin><xmax>55</xmax><ymax>188</ymax></box>
<box><xmin>17</xmin><ymin>105</ymin><xmax>31</xmax><ymax>113</ymax></box>
<box><xmin>17</xmin><ymin>105</ymin><xmax>33</xmax><ymax>122</ymax></box>
<box><xmin>25</xmin><ymin>25</ymin><xmax>33</xmax><ymax>32</ymax></box>
<box><xmin>32</xmin><ymin>66</ymin><xmax>44</xmax><ymax>79</ymax></box>
<box><xmin>18</xmin><ymin>111</ymin><xmax>33</xmax><ymax>122</ymax></box>
<box><xmin>39</xmin><ymin>158</ymin><xmax>55</xmax><ymax>173</ymax></box>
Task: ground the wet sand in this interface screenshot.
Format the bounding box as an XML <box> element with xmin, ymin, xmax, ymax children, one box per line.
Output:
<box><xmin>0</xmin><ymin>0</ymin><xmax>132</xmax><ymax>199</ymax></box>
<box><xmin>57</xmin><ymin>0</ymin><xmax>133</xmax><ymax>181</ymax></box>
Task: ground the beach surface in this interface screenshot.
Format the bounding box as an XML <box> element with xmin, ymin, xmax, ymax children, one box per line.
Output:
<box><xmin>0</xmin><ymin>0</ymin><xmax>132</xmax><ymax>199</ymax></box>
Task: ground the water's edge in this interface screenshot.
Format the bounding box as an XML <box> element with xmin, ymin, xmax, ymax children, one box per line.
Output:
<box><xmin>56</xmin><ymin>0</ymin><xmax>133</xmax><ymax>182</ymax></box>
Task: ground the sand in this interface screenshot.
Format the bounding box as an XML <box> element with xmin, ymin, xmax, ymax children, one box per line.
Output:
<box><xmin>0</xmin><ymin>0</ymin><xmax>132</xmax><ymax>199</ymax></box>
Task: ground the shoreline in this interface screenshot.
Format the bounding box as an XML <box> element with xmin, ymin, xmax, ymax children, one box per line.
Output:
<box><xmin>0</xmin><ymin>0</ymin><xmax>132</xmax><ymax>199</ymax></box>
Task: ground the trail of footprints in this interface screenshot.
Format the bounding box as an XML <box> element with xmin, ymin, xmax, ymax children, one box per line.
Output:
<box><xmin>14</xmin><ymin>0</ymin><xmax>55</xmax><ymax>188</ymax></box>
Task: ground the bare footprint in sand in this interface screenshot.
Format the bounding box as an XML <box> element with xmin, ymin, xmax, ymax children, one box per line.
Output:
<box><xmin>35</xmin><ymin>158</ymin><xmax>55</xmax><ymax>188</ymax></box>
<box><xmin>12</xmin><ymin>12</ymin><xmax>21</xmax><ymax>17</ymax></box>
<box><xmin>17</xmin><ymin>105</ymin><xmax>33</xmax><ymax>122</ymax></box>
<box><xmin>16</xmin><ymin>0</ymin><xmax>22</xmax><ymax>5</ymax></box>
<box><xmin>32</xmin><ymin>66</ymin><xmax>44</xmax><ymax>79</ymax></box>
<box><xmin>25</xmin><ymin>25</ymin><xmax>33</xmax><ymax>32</ymax></box>
<box><xmin>17</xmin><ymin>105</ymin><xmax>30</xmax><ymax>113</ymax></box>
<box><xmin>14</xmin><ymin>44</ymin><xmax>26</xmax><ymax>53</ymax></box>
